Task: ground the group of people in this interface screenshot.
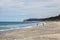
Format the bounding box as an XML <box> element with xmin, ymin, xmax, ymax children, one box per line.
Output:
<box><xmin>36</xmin><ymin>22</ymin><xmax>45</xmax><ymax>26</ymax></box>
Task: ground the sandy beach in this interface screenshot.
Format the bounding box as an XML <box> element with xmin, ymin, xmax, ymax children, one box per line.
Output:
<box><xmin>0</xmin><ymin>21</ymin><xmax>60</xmax><ymax>40</ymax></box>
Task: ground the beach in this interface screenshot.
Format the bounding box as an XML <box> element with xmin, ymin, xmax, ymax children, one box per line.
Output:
<box><xmin>0</xmin><ymin>21</ymin><xmax>60</xmax><ymax>40</ymax></box>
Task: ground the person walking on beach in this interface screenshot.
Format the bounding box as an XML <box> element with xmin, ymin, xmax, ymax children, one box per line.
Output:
<box><xmin>43</xmin><ymin>23</ymin><xmax>44</xmax><ymax>26</ymax></box>
<box><xmin>37</xmin><ymin>23</ymin><xmax>38</xmax><ymax>26</ymax></box>
<box><xmin>42</xmin><ymin>22</ymin><xmax>45</xmax><ymax>26</ymax></box>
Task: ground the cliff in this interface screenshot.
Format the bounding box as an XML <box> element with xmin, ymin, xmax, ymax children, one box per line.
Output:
<box><xmin>24</xmin><ymin>15</ymin><xmax>60</xmax><ymax>21</ymax></box>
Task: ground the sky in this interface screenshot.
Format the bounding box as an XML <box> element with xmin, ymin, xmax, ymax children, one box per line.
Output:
<box><xmin>0</xmin><ymin>0</ymin><xmax>60</xmax><ymax>21</ymax></box>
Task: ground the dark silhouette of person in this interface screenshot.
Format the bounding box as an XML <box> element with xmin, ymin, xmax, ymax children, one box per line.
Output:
<box><xmin>37</xmin><ymin>23</ymin><xmax>38</xmax><ymax>26</ymax></box>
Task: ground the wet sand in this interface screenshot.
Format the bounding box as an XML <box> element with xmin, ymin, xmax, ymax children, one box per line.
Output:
<box><xmin>0</xmin><ymin>21</ymin><xmax>60</xmax><ymax>40</ymax></box>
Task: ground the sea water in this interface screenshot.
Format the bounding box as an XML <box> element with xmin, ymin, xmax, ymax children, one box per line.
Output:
<box><xmin>0</xmin><ymin>22</ymin><xmax>45</xmax><ymax>31</ymax></box>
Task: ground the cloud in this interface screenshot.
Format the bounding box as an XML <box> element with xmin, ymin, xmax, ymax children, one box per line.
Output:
<box><xmin>0</xmin><ymin>0</ymin><xmax>60</xmax><ymax>21</ymax></box>
<box><xmin>0</xmin><ymin>0</ymin><xmax>24</xmax><ymax>9</ymax></box>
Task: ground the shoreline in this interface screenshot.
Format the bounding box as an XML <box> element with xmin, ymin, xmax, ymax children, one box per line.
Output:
<box><xmin>0</xmin><ymin>21</ymin><xmax>60</xmax><ymax>40</ymax></box>
<box><xmin>0</xmin><ymin>21</ymin><xmax>46</xmax><ymax>32</ymax></box>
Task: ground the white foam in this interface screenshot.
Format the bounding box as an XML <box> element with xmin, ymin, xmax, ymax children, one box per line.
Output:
<box><xmin>0</xmin><ymin>30</ymin><xmax>5</xmax><ymax>31</ymax></box>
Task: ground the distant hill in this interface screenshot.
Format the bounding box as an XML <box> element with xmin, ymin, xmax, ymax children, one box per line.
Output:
<box><xmin>24</xmin><ymin>15</ymin><xmax>60</xmax><ymax>21</ymax></box>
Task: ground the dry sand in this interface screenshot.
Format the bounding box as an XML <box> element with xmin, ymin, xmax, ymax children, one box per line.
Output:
<box><xmin>0</xmin><ymin>21</ymin><xmax>60</xmax><ymax>40</ymax></box>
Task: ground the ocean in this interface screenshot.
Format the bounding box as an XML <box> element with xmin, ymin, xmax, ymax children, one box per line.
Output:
<box><xmin>0</xmin><ymin>22</ymin><xmax>42</xmax><ymax>31</ymax></box>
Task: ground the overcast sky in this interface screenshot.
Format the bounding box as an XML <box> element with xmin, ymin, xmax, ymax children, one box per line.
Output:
<box><xmin>0</xmin><ymin>0</ymin><xmax>60</xmax><ymax>21</ymax></box>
